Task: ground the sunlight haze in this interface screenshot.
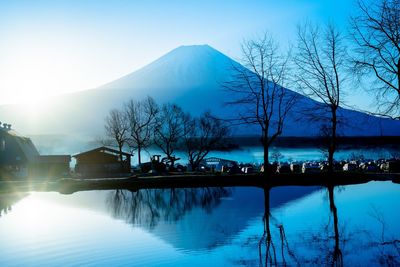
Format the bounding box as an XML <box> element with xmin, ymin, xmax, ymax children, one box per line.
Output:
<box><xmin>0</xmin><ymin>0</ymin><xmax>364</xmax><ymax>106</ymax></box>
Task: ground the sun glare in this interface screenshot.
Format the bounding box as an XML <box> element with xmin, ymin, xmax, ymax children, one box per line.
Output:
<box><xmin>3</xmin><ymin>193</ymin><xmax>88</xmax><ymax>238</ymax></box>
<box><xmin>9</xmin><ymin>194</ymin><xmax>62</xmax><ymax>232</ymax></box>
<box><xmin>0</xmin><ymin>36</ymin><xmax>94</xmax><ymax>106</ymax></box>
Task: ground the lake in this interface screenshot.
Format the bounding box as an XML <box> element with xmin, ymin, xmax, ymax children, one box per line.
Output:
<box><xmin>0</xmin><ymin>181</ymin><xmax>399</xmax><ymax>266</ymax></box>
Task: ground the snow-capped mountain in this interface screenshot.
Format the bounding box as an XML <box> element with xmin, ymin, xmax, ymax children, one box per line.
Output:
<box><xmin>0</xmin><ymin>44</ymin><xmax>399</xmax><ymax>136</ymax></box>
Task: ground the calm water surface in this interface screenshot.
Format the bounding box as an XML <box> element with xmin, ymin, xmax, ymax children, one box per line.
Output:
<box><xmin>0</xmin><ymin>182</ymin><xmax>399</xmax><ymax>266</ymax></box>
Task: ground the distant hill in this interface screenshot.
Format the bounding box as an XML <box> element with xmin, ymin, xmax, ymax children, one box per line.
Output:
<box><xmin>0</xmin><ymin>44</ymin><xmax>399</xmax><ymax>137</ymax></box>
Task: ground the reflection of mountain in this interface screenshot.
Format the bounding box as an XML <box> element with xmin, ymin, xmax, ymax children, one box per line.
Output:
<box><xmin>0</xmin><ymin>192</ymin><xmax>28</xmax><ymax>217</ymax></box>
<box><xmin>107</xmin><ymin>186</ymin><xmax>320</xmax><ymax>251</ymax></box>
<box><xmin>1</xmin><ymin>45</ymin><xmax>399</xmax><ymax>136</ymax></box>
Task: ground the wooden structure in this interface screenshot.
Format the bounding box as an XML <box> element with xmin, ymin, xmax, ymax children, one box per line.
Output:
<box><xmin>31</xmin><ymin>155</ymin><xmax>71</xmax><ymax>178</ymax></box>
<box><xmin>0</xmin><ymin>122</ymin><xmax>71</xmax><ymax>179</ymax></box>
<box><xmin>73</xmin><ymin>146</ymin><xmax>131</xmax><ymax>177</ymax></box>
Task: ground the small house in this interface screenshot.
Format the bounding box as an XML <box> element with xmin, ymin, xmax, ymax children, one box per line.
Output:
<box><xmin>0</xmin><ymin>122</ymin><xmax>71</xmax><ymax>178</ymax></box>
<box><xmin>73</xmin><ymin>146</ymin><xmax>131</xmax><ymax>177</ymax></box>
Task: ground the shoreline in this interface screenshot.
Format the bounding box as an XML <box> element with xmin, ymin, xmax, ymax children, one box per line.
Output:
<box><xmin>1</xmin><ymin>172</ymin><xmax>399</xmax><ymax>194</ymax></box>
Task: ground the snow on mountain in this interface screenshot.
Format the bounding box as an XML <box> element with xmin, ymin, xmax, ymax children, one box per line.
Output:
<box><xmin>0</xmin><ymin>44</ymin><xmax>399</xmax><ymax>137</ymax></box>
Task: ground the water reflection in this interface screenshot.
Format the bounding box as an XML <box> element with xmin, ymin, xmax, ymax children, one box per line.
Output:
<box><xmin>258</xmin><ymin>186</ymin><xmax>343</xmax><ymax>266</ymax></box>
<box><xmin>259</xmin><ymin>187</ymin><xmax>301</xmax><ymax>266</ymax></box>
<box><xmin>365</xmin><ymin>206</ymin><xmax>400</xmax><ymax>266</ymax></box>
<box><xmin>258</xmin><ymin>183</ymin><xmax>400</xmax><ymax>267</ymax></box>
<box><xmin>327</xmin><ymin>186</ymin><xmax>343</xmax><ymax>267</ymax></box>
<box><xmin>0</xmin><ymin>182</ymin><xmax>398</xmax><ymax>266</ymax></box>
<box><xmin>106</xmin><ymin>186</ymin><xmax>318</xmax><ymax>252</ymax></box>
<box><xmin>106</xmin><ymin>188</ymin><xmax>232</xmax><ymax>229</ymax></box>
<box><xmin>0</xmin><ymin>192</ymin><xmax>28</xmax><ymax>217</ymax></box>
<box><xmin>296</xmin><ymin>186</ymin><xmax>344</xmax><ymax>266</ymax></box>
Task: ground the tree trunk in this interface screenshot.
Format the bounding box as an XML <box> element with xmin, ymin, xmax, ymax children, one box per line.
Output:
<box><xmin>328</xmin><ymin>107</ymin><xmax>337</xmax><ymax>173</ymax></box>
<box><xmin>118</xmin><ymin>143</ymin><xmax>124</xmax><ymax>171</ymax></box>
<box><xmin>191</xmin><ymin>161</ymin><xmax>197</xmax><ymax>171</ymax></box>
<box><xmin>138</xmin><ymin>145</ymin><xmax>142</xmax><ymax>166</ymax></box>
<box><xmin>264</xmin><ymin>142</ymin><xmax>270</xmax><ymax>175</ymax></box>
<box><xmin>263</xmin><ymin>125</ymin><xmax>270</xmax><ymax>176</ymax></box>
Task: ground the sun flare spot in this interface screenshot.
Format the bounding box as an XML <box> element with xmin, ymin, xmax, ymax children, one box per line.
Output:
<box><xmin>6</xmin><ymin>193</ymin><xmax>68</xmax><ymax>236</ymax></box>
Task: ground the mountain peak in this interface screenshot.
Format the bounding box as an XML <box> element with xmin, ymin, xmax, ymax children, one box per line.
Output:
<box><xmin>159</xmin><ymin>44</ymin><xmax>228</xmax><ymax>63</ymax></box>
<box><xmin>176</xmin><ymin>44</ymin><xmax>213</xmax><ymax>49</ymax></box>
<box><xmin>173</xmin><ymin>44</ymin><xmax>216</xmax><ymax>53</ymax></box>
<box><xmin>98</xmin><ymin>44</ymin><xmax>235</xmax><ymax>91</ymax></box>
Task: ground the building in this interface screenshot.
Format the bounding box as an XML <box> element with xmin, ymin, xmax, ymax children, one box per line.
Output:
<box><xmin>73</xmin><ymin>146</ymin><xmax>131</xmax><ymax>177</ymax></box>
<box><xmin>202</xmin><ymin>157</ymin><xmax>238</xmax><ymax>172</ymax></box>
<box><xmin>0</xmin><ymin>122</ymin><xmax>71</xmax><ymax>179</ymax></box>
<box><xmin>0</xmin><ymin>123</ymin><xmax>39</xmax><ymax>178</ymax></box>
<box><xmin>30</xmin><ymin>155</ymin><xmax>71</xmax><ymax>178</ymax></box>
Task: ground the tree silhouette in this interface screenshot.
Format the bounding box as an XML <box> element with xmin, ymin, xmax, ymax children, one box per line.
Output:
<box><xmin>293</xmin><ymin>22</ymin><xmax>347</xmax><ymax>173</ymax></box>
<box><xmin>351</xmin><ymin>0</ymin><xmax>400</xmax><ymax>119</ymax></box>
<box><xmin>125</xmin><ymin>96</ymin><xmax>158</xmax><ymax>166</ymax></box>
<box><xmin>183</xmin><ymin>112</ymin><xmax>229</xmax><ymax>171</ymax></box>
<box><xmin>225</xmin><ymin>32</ymin><xmax>296</xmax><ymax>174</ymax></box>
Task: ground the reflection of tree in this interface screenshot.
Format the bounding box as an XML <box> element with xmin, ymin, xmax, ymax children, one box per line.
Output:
<box><xmin>256</xmin><ymin>185</ymin><xmax>400</xmax><ymax>266</ymax></box>
<box><xmin>327</xmin><ymin>185</ymin><xmax>343</xmax><ymax>267</ymax></box>
<box><xmin>364</xmin><ymin>206</ymin><xmax>400</xmax><ymax>266</ymax></box>
<box><xmin>106</xmin><ymin>187</ymin><xmax>232</xmax><ymax>229</ymax></box>
<box><xmin>0</xmin><ymin>193</ymin><xmax>28</xmax><ymax>217</ymax></box>
<box><xmin>257</xmin><ymin>186</ymin><xmax>344</xmax><ymax>266</ymax></box>
<box><xmin>258</xmin><ymin>187</ymin><xmax>299</xmax><ymax>266</ymax></box>
<box><xmin>298</xmin><ymin>186</ymin><xmax>344</xmax><ymax>266</ymax></box>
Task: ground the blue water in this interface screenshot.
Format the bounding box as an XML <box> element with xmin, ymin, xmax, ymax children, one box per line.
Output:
<box><xmin>0</xmin><ymin>182</ymin><xmax>399</xmax><ymax>266</ymax></box>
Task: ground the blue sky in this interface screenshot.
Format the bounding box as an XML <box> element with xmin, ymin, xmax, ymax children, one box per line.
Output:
<box><xmin>0</xmin><ymin>0</ymin><xmax>369</xmax><ymax>109</ymax></box>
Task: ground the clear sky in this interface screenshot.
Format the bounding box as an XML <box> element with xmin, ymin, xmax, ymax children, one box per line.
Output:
<box><xmin>0</xmin><ymin>0</ymin><xmax>370</xmax><ymax>109</ymax></box>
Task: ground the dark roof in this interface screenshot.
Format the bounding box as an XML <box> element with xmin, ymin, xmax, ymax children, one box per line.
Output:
<box><xmin>73</xmin><ymin>146</ymin><xmax>131</xmax><ymax>158</ymax></box>
<box><xmin>0</xmin><ymin>127</ymin><xmax>39</xmax><ymax>163</ymax></box>
<box><xmin>14</xmin><ymin>136</ymin><xmax>40</xmax><ymax>162</ymax></box>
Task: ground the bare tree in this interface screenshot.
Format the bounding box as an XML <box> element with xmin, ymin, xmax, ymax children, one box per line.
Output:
<box><xmin>104</xmin><ymin>108</ymin><xmax>129</xmax><ymax>163</ymax></box>
<box><xmin>351</xmin><ymin>0</ymin><xmax>400</xmax><ymax>119</ymax></box>
<box><xmin>125</xmin><ymin>96</ymin><xmax>158</xmax><ymax>166</ymax></box>
<box><xmin>154</xmin><ymin>103</ymin><xmax>190</xmax><ymax>164</ymax></box>
<box><xmin>225</xmin><ymin>33</ymin><xmax>296</xmax><ymax>173</ymax></box>
<box><xmin>183</xmin><ymin>112</ymin><xmax>229</xmax><ymax>171</ymax></box>
<box><xmin>293</xmin><ymin>23</ymin><xmax>346</xmax><ymax>173</ymax></box>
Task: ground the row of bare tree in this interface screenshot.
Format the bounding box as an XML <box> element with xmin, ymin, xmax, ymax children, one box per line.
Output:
<box><xmin>226</xmin><ymin>23</ymin><xmax>345</xmax><ymax>173</ymax></box>
<box><xmin>104</xmin><ymin>97</ymin><xmax>228</xmax><ymax>170</ymax></box>
<box><xmin>226</xmin><ymin>0</ymin><xmax>399</xmax><ymax>173</ymax></box>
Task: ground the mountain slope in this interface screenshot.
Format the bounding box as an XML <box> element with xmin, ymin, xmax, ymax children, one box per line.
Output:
<box><xmin>0</xmin><ymin>44</ymin><xmax>399</xmax><ymax>137</ymax></box>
